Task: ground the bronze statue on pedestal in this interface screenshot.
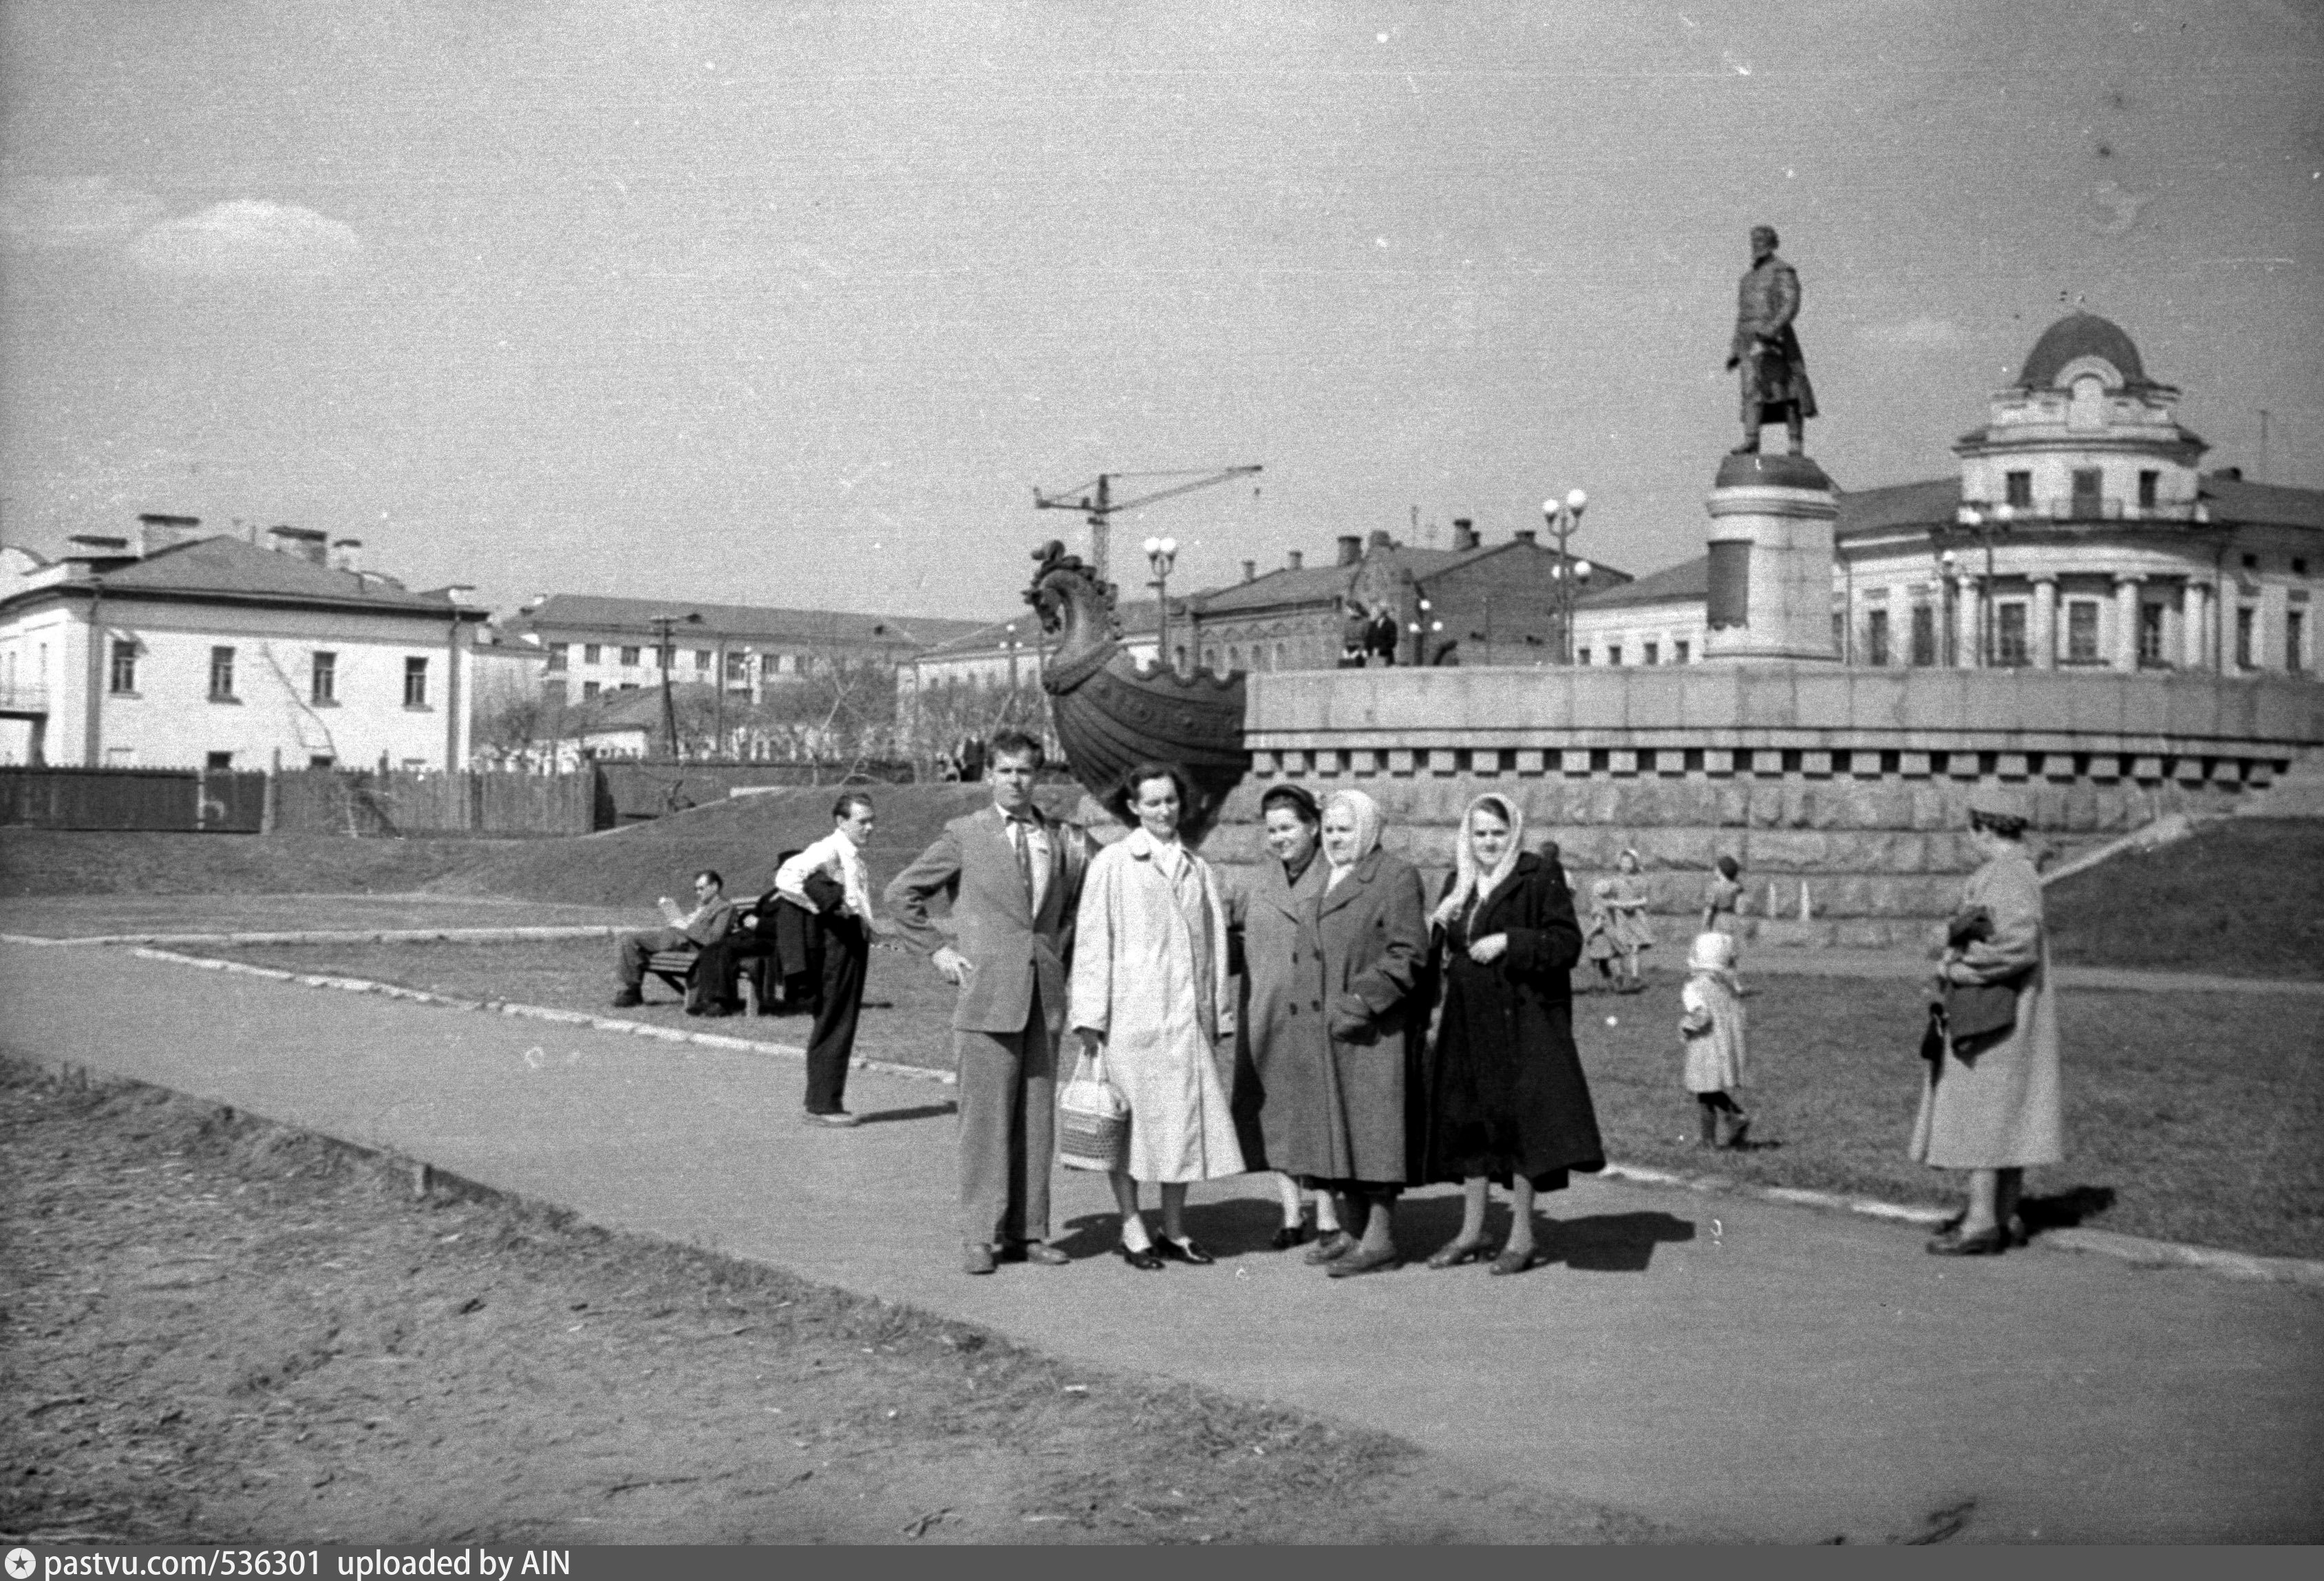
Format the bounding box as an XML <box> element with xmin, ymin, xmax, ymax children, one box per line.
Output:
<box><xmin>1726</xmin><ymin>225</ymin><xmax>1817</xmax><ymax>456</ymax></box>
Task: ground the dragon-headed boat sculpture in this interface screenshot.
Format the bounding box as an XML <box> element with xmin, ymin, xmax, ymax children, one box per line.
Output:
<box><xmin>1025</xmin><ymin>539</ymin><xmax>1249</xmax><ymax>842</ymax></box>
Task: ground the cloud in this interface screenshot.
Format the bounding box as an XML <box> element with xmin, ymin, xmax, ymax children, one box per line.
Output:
<box><xmin>128</xmin><ymin>200</ymin><xmax>363</xmax><ymax>279</ymax></box>
<box><xmin>1</xmin><ymin>176</ymin><xmax>169</xmax><ymax>249</ymax></box>
<box><xmin>1857</xmin><ymin>315</ymin><xmax>1964</xmax><ymax>350</ymax></box>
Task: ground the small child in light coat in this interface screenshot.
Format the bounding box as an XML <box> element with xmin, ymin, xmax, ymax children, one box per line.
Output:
<box><xmin>1582</xmin><ymin>878</ymin><xmax>1621</xmax><ymax>990</ymax></box>
<box><xmin>1679</xmin><ymin>931</ymin><xmax>1750</xmax><ymax>1148</ymax></box>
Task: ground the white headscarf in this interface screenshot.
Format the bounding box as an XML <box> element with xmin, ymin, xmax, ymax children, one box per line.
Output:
<box><xmin>1431</xmin><ymin>792</ymin><xmax>1526</xmax><ymax>929</ymax></box>
<box><xmin>1322</xmin><ymin>789</ymin><xmax>1384</xmax><ymax>891</ymax></box>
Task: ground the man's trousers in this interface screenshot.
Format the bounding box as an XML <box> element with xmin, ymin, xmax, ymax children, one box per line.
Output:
<box><xmin>955</xmin><ymin>988</ymin><xmax>1057</xmax><ymax>1249</ymax></box>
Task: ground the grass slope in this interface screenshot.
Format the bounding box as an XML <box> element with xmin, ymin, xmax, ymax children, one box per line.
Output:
<box><xmin>2047</xmin><ymin>817</ymin><xmax>2324</xmax><ymax>979</ymax></box>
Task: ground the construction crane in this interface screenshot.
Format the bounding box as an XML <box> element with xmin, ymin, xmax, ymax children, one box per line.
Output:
<box><xmin>1033</xmin><ymin>465</ymin><xmax>1263</xmax><ymax>587</ymax></box>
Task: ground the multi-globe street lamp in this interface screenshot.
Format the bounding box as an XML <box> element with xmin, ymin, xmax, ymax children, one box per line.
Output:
<box><xmin>1144</xmin><ymin>535</ymin><xmax>1179</xmax><ymax>671</ymax></box>
<box><xmin>1543</xmin><ymin>489</ymin><xmax>1591</xmax><ymax>664</ymax></box>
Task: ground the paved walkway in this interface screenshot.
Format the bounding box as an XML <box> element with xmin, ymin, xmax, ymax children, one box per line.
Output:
<box><xmin>4</xmin><ymin>940</ymin><xmax>2319</xmax><ymax>1544</ymax></box>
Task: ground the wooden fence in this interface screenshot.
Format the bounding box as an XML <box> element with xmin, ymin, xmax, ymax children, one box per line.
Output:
<box><xmin>268</xmin><ymin>769</ymin><xmax>600</xmax><ymax>837</ymax></box>
<box><xmin>0</xmin><ymin>767</ymin><xmax>268</xmax><ymax>833</ymax></box>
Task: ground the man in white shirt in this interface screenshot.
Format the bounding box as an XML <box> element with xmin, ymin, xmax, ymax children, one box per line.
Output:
<box><xmin>776</xmin><ymin>793</ymin><xmax>878</xmax><ymax>1125</ymax></box>
<box><xmin>610</xmin><ymin>870</ymin><xmax>734</xmax><ymax>1008</ymax></box>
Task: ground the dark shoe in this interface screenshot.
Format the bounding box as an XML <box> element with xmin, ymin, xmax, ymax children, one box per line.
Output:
<box><xmin>1155</xmin><ymin>1236</ymin><xmax>1214</xmax><ymax>1266</ymax></box>
<box><xmin>1302</xmin><ymin>1230</ymin><xmax>1355</xmax><ymax>1266</ymax></box>
<box><xmin>1720</xmin><ymin>1116</ymin><xmax>1752</xmax><ymax>1149</ymax></box>
<box><xmin>690</xmin><ymin>1003</ymin><xmax>736</xmax><ymax>1019</ymax></box>
<box><xmin>1113</xmin><ymin>1241</ymin><xmax>1164</xmax><ymax>1272</ymax></box>
<box><xmin>610</xmin><ymin>990</ymin><xmax>643</xmax><ymax>1008</ymax></box>
<box><xmin>1425</xmin><ymin>1239</ymin><xmax>1488</xmax><ymax>1271</ymax></box>
<box><xmin>962</xmin><ymin>1243</ymin><xmax>997</xmax><ymax>1276</ymax></box>
<box><xmin>1937</xmin><ymin>1211</ymin><xmax>2030</xmax><ymax>1246</ymax></box>
<box><xmin>1926</xmin><ymin>1226</ymin><xmax>2007</xmax><ymax>1256</ymax></box>
<box><xmin>1488</xmin><ymin>1247</ymin><xmax>1542</xmax><ymax>1277</ymax></box>
<box><xmin>1270</xmin><ymin>1222</ymin><xmax>1312</xmax><ymax>1251</ymax></box>
<box><xmin>1325</xmin><ymin>1244</ymin><xmax>1403</xmax><ymax>1278</ymax></box>
<box><xmin>801</xmin><ymin>1109</ymin><xmax>861</xmax><ymax>1128</ymax></box>
<box><xmin>1003</xmin><ymin>1241</ymin><xmax>1070</xmax><ymax>1266</ymax></box>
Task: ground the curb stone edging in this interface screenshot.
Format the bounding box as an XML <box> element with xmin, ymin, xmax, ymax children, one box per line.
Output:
<box><xmin>1597</xmin><ymin>1163</ymin><xmax>2324</xmax><ymax>1290</ymax></box>
<box><xmin>125</xmin><ymin>946</ymin><xmax>958</xmax><ymax>1088</ymax></box>
<box><xmin>5</xmin><ymin>925</ymin><xmax>624</xmax><ymax>948</ymax></box>
<box><xmin>105</xmin><ymin>947</ymin><xmax>2324</xmax><ymax>1290</ymax></box>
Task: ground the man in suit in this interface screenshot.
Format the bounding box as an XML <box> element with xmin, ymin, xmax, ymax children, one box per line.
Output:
<box><xmin>610</xmin><ymin>869</ymin><xmax>735</xmax><ymax>1008</ymax></box>
<box><xmin>886</xmin><ymin>730</ymin><xmax>1089</xmax><ymax>1275</ymax></box>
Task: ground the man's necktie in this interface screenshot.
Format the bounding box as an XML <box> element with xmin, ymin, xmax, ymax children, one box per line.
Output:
<box><xmin>1011</xmin><ymin>818</ymin><xmax>1036</xmax><ymax>904</ymax></box>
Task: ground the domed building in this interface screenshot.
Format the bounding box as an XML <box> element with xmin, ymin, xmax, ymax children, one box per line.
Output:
<box><xmin>1573</xmin><ymin>311</ymin><xmax>2322</xmax><ymax>677</ymax></box>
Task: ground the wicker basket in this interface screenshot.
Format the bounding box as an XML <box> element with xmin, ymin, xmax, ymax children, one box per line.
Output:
<box><xmin>1056</xmin><ymin>1052</ymin><xmax>1129</xmax><ymax>1174</ymax></box>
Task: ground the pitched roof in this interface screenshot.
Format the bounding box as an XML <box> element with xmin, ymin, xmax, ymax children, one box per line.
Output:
<box><xmin>2202</xmin><ymin>474</ymin><xmax>2324</xmax><ymax>531</ymax></box>
<box><xmin>1835</xmin><ymin>478</ymin><xmax>1961</xmax><ymax>539</ymax></box>
<box><xmin>1573</xmin><ymin>555</ymin><xmax>1707</xmax><ymax>612</ymax></box>
<box><xmin>81</xmin><ymin>533</ymin><xmax>475</xmax><ymax>616</ymax></box>
<box><xmin>1185</xmin><ymin>539</ymin><xmax>1572</xmax><ymax>616</ymax></box>
<box><xmin>506</xmin><ymin>593</ymin><xmax>990</xmax><ymax>650</ymax></box>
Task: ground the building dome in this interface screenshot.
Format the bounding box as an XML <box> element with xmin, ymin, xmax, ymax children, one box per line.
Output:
<box><xmin>2016</xmin><ymin>311</ymin><xmax>2153</xmax><ymax>391</ymax></box>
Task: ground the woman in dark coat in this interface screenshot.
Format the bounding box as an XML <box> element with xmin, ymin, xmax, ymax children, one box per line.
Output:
<box><xmin>1423</xmin><ymin>792</ymin><xmax>1606</xmax><ymax>1275</ymax></box>
<box><xmin>1228</xmin><ymin>783</ymin><xmax>1345</xmax><ymax>1250</ymax></box>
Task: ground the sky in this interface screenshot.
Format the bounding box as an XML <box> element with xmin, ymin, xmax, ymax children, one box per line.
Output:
<box><xmin>3</xmin><ymin>0</ymin><xmax>2320</xmax><ymax>624</ymax></box>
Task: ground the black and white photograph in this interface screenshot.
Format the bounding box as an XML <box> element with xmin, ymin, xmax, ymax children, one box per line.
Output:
<box><xmin>2</xmin><ymin>0</ymin><xmax>2319</xmax><ymax>1551</ymax></box>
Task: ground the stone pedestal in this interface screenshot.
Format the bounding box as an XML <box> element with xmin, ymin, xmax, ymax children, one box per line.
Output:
<box><xmin>1703</xmin><ymin>452</ymin><xmax>1840</xmax><ymax>663</ymax></box>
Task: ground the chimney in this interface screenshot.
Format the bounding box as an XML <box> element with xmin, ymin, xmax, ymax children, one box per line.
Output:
<box><xmin>1286</xmin><ymin>549</ymin><xmax>1304</xmax><ymax>571</ymax></box>
<box><xmin>137</xmin><ymin>513</ymin><xmax>202</xmax><ymax>558</ymax></box>
<box><xmin>1241</xmin><ymin>559</ymin><xmax>1257</xmax><ymax>582</ymax></box>
<box><xmin>65</xmin><ymin>534</ymin><xmax>133</xmax><ymax>562</ymax></box>
<box><xmin>1514</xmin><ymin>527</ymin><xmax>1538</xmax><ymax>545</ymax></box>
<box><xmin>1336</xmin><ymin>534</ymin><xmax>1363</xmax><ymax>566</ymax></box>
<box><xmin>1451</xmin><ymin>518</ymin><xmax>1478</xmax><ymax>551</ymax></box>
<box><xmin>1368</xmin><ymin>529</ymin><xmax>1395</xmax><ymax>551</ymax></box>
<box><xmin>267</xmin><ymin>524</ymin><xmax>330</xmax><ymax>564</ymax></box>
<box><xmin>329</xmin><ymin>537</ymin><xmax>363</xmax><ymax>573</ymax></box>
<box><xmin>445</xmin><ymin>584</ymin><xmax>477</xmax><ymax>606</ymax></box>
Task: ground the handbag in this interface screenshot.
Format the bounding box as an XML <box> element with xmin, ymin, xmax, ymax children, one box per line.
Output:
<box><xmin>1944</xmin><ymin>980</ymin><xmax>2019</xmax><ymax>1042</ymax></box>
<box><xmin>1056</xmin><ymin>1050</ymin><xmax>1130</xmax><ymax>1174</ymax></box>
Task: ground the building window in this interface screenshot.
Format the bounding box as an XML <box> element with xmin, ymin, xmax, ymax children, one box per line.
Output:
<box><xmin>1577</xmin><ymin>649</ymin><xmax>1592</xmax><ymax>666</ymax></box>
<box><xmin>546</xmin><ymin>643</ymin><xmax>568</xmax><ymax>672</ymax></box>
<box><xmin>2293</xmin><ymin>558</ymin><xmax>2307</xmax><ymax>577</ymax></box>
<box><xmin>2288</xmin><ymin>611</ymin><xmax>2307</xmax><ymax>674</ymax></box>
<box><xmin>209</xmin><ymin>646</ymin><xmax>237</xmax><ymax>700</ymax></box>
<box><xmin>1674</xmin><ymin>640</ymin><xmax>1689</xmax><ymax>664</ymax></box>
<box><xmin>1643</xmin><ymin>641</ymin><xmax>1659</xmax><ymax>666</ymax></box>
<box><xmin>311</xmin><ymin>651</ymin><xmax>337</xmax><ymax>703</ymax></box>
<box><xmin>2071</xmin><ymin>468</ymin><xmax>2102</xmax><ymax>517</ymax></box>
<box><xmin>2236</xmin><ymin>607</ymin><xmax>2256</xmax><ymax>670</ymax></box>
<box><xmin>726</xmin><ymin>652</ymin><xmax>750</xmax><ymax>681</ymax></box>
<box><xmin>620</xmin><ymin>646</ymin><xmax>641</xmax><ymax>667</ymax></box>
<box><xmin>2066</xmin><ymin>600</ymin><xmax>2100</xmax><ymax>663</ymax></box>
<box><xmin>583</xmin><ymin>681</ymin><xmax>601</xmax><ymax>700</ymax></box>
<box><xmin>1607</xmin><ymin>646</ymin><xmax>1623</xmax><ymax>666</ymax></box>
<box><xmin>584</xmin><ymin>644</ymin><xmax>601</xmax><ymax>665</ymax></box>
<box><xmin>206</xmin><ymin>751</ymin><xmax>233</xmax><ymax>770</ymax></box>
<box><xmin>2139</xmin><ymin>604</ymin><xmax>2166</xmax><ymax>668</ymax></box>
<box><xmin>108</xmin><ymin>640</ymin><xmax>137</xmax><ymax>694</ymax></box>
<box><xmin>404</xmin><ymin>656</ymin><xmax>429</xmax><ymax>707</ymax></box>
<box><xmin>1996</xmin><ymin>602</ymin><xmax>2028</xmax><ymax>667</ymax></box>
<box><xmin>2005</xmin><ymin>471</ymin><xmax>2032</xmax><ymax>509</ymax></box>
<box><xmin>694</xmin><ymin>648</ymin><xmax>712</xmax><ymax>670</ymax></box>
<box><xmin>2138</xmin><ymin>470</ymin><xmax>2159</xmax><ymax>509</ymax></box>
<box><xmin>1910</xmin><ymin>606</ymin><xmax>1937</xmax><ymax>666</ymax></box>
<box><xmin>1866</xmin><ymin>609</ymin><xmax>1890</xmax><ymax>668</ymax></box>
<box><xmin>619</xmin><ymin>682</ymin><xmax>639</xmax><ymax>692</ymax></box>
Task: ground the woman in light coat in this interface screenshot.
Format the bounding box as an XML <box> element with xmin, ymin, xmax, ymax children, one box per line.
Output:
<box><xmin>1228</xmin><ymin>783</ymin><xmax>1345</xmax><ymax>1251</ymax></box>
<box><xmin>1070</xmin><ymin>761</ymin><xmax>1243</xmax><ymax>1269</ymax></box>
<box><xmin>1298</xmin><ymin>789</ymin><xmax>1433</xmax><ymax>1278</ymax></box>
<box><xmin>1912</xmin><ymin>787</ymin><xmax>2063</xmax><ymax>1255</ymax></box>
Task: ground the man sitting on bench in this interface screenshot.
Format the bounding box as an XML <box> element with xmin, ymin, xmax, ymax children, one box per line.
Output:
<box><xmin>611</xmin><ymin>869</ymin><xmax>736</xmax><ymax>1008</ymax></box>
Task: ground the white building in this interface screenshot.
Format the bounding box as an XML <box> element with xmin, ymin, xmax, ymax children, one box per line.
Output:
<box><xmin>1572</xmin><ymin>312</ymin><xmax>2323</xmax><ymax>675</ymax></box>
<box><xmin>0</xmin><ymin>516</ymin><xmax>488</xmax><ymax>770</ymax></box>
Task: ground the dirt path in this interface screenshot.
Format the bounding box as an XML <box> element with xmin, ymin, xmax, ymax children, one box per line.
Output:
<box><xmin>0</xmin><ymin>1064</ymin><xmax>1665</xmax><ymax>1546</ymax></box>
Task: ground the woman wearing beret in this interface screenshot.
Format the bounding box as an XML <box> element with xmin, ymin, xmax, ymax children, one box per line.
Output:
<box><xmin>1912</xmin><ymin>788</ymin><xmax>2063</xmax><ymax>1255</ymax></box>
<box><xmin>1423</xmin><ymin>793</ymin><xmax>1606</xmax><ymax>1275</ymax></box>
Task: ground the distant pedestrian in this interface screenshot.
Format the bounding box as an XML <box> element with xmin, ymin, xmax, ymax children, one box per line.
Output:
<box><xmin>1700</xmin><ymin>853</ymin><xmax>1745</xmax><ymax>936</ymax></box>
<box><xmin>1912</xmin><ymin>788</ymin><xmax>2062</xmax><ymax>1256</ymax></box>
<box><xmin>1338</xmin><ymin>601</ymin><xmax>1369</xmax><ymax>668</ymax></box>
<box><xmin>1605</xmin><ymin>847</ymin><xmax>1655</xmax><ymax>992</ymax></box>
<box><xmin>1679</xmin><ymin>932</ymin><xmax>1750</xmax><ymax>1149</ymax></box>
<box><xmin>1364</xmin><ymin>604</ymin><xmax>1400</xmax><ymax>667</ymax></box>
<box><xmin>778</xmin><ymin>793</ymin><xmax>880</xmax><ymax>1126</ymax></box>
<box><xmin>1581</xmin><ymin>879</ymin><xmax>1621</xmax><ymax>993</ymax></box>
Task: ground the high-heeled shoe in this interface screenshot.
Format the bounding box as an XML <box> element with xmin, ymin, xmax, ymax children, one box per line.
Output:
<box><xmin>1155</xmin><ymin>1235</ymin><xmax>1214</xmax><ymax>1266</ymax></box>
<box><xmin>1925</xmin><ymin>1226</ymin><xmax>2007</xmax><ymax>1257</ymax></box>
<box><xmin>1937</xmin><ymin>1211</ymin><xmax>2029</xmax><ymax>1247</ymax></box>
<box><xmin>1425</xmin><ymin>1239</ymin><xmax>1488</xmax><ymax>1270</ymax></box>
<box><xmin>1302</xmin><ymin>1230</ymin><xmax>1354</xmax><ymax>1266</ymax></box>
<box><xmin>1488</xmin><ymin>1247</ymin><xmax>1542</xmax><ymax>1276</ymax></box>
<box><xmin>1113</xmin><ymin>1240</ymin><xmax>1165</xmax><ymax>1271</ymax></box>
<box><xmin>1270</xmin><ymin>1221</ymin><xmax>1312</xmax><ymax>1251</ymax></box>
<box><xmin>1325</xmin><ymin>1244</ymin><xmax>1403</xmax><ymax>1278</ymax></box>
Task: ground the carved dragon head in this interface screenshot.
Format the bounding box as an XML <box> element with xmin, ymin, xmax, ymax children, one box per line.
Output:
<box><xmin>1024</xmin><ymin>539</ymin><xmax>1119</xmax><ymax>650</ymax></box>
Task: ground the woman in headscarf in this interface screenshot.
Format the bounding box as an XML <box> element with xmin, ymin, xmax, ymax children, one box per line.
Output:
<box><xmin>1069</xmin><ymin>761</ymin><xmax>1243</xmax><ymax>1269</ymax></box>
<box><xmin>1286</xmin><ymin>787</ymin><xmax>1434</xmax><ymax>1278</ymax></box>
<box><xmin>1228</xmin><ymin>783</ymin><xmax>1345</xmax><ymax>1251</ymax></box>
<box><xmin>1422</xmin><ymin>792</ymin><xmax>1606</xmax><ymax>1275</ymax></box>
<box><xmin>1912</xmin><ymin>787</ymin><xmax>2063</xmax><ymax>1255</ymax></box>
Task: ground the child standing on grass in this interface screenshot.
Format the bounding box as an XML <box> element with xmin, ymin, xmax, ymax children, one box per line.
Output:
<box><xmin>1582</xmin><ymin>879</ymin><xmax>1621</xmax><ymax>991</ymax></box>
<box><xmin>1679</xmin><ymin>931</ymin><xmax>1750</xmax><ymax>1148</ymax></box>
<box><xmin>1606</xmin><ymin>849</ymin><xmax>1655</xmax><ymax>993</ymax></box>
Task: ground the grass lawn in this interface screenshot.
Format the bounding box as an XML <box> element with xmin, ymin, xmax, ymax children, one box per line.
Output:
<box><xmin>0</xmin><ymin>829</ymin><xmax>533</xmax><ymax>898</ymax></box>
<box><xmin>2046</xmin><ymin>816</ymin><xmax>2324</xmax><ymax>980</ymax></box>
<box><xmin>198</xmin><ymin>937</ymin><xmax>2324</xmax><ymax>1262</ymax></box>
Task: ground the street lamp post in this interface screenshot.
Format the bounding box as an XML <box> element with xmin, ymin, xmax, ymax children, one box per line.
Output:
<box><xmin>1543</xmin><ymin>489</ymin><xmax>1589</xmax><ymax>664</ymax></box>
<box><xmin>1952</xmin><ymin>506</ymin><xmax>2003</xmax><ymax>666</ymax></box>
<box><xmin>1144</xmin><ymin>535</ymin><xmax>1179</xmax><ymax>672</ymax></box>
<box><xmin>648</xmin><ymin>611</ymin><xmax>702</xmax><ymax>758</ymax></box>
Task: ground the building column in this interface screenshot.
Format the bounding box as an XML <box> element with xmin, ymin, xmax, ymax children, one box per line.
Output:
<box><xmin>1954</xmin><ymin>573</ymin><xmax>1980</xmax><ymax>668</ymax></box>
<box><xmin>2030</xmin><ymin>574</ymin><xmax>2058</xmax><ymax>670</ymax></box>
<box><xmin>2176</xmin><ymin>580</ymin><xmax>2202</xmax><ymax>670</ymax></box>
<box><xmin>2113</xmin><ymin>573</ymin><xmax>2144</xmax><ymax>671</ymax></box>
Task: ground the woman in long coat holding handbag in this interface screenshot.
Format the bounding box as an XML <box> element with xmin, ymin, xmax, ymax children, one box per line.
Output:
<box><xmin>1423</xmin><ymin>792</ymin><xmax>1606</xmax><ymax>1275</ymax></box>
<box><xmin>1069</xmin><ymin>761</ymin><xmax>1244</xmax><ymax>1269</ymax></box>
<box><xmin>1912</xmin><ymin>787</ymin><xmax>2063</xmax><ymax>1255</ymax></box>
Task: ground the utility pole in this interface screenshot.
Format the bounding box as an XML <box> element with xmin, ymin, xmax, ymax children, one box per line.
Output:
<box><xmin>648</xmin><ymin>611</ymin><xmax>701</xmax><ymax>758</ymax></box>
<box><xmin>1034</xmin><ymin>465</ymin><xmax>1262</xmax><ymax>588</ymax></box>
